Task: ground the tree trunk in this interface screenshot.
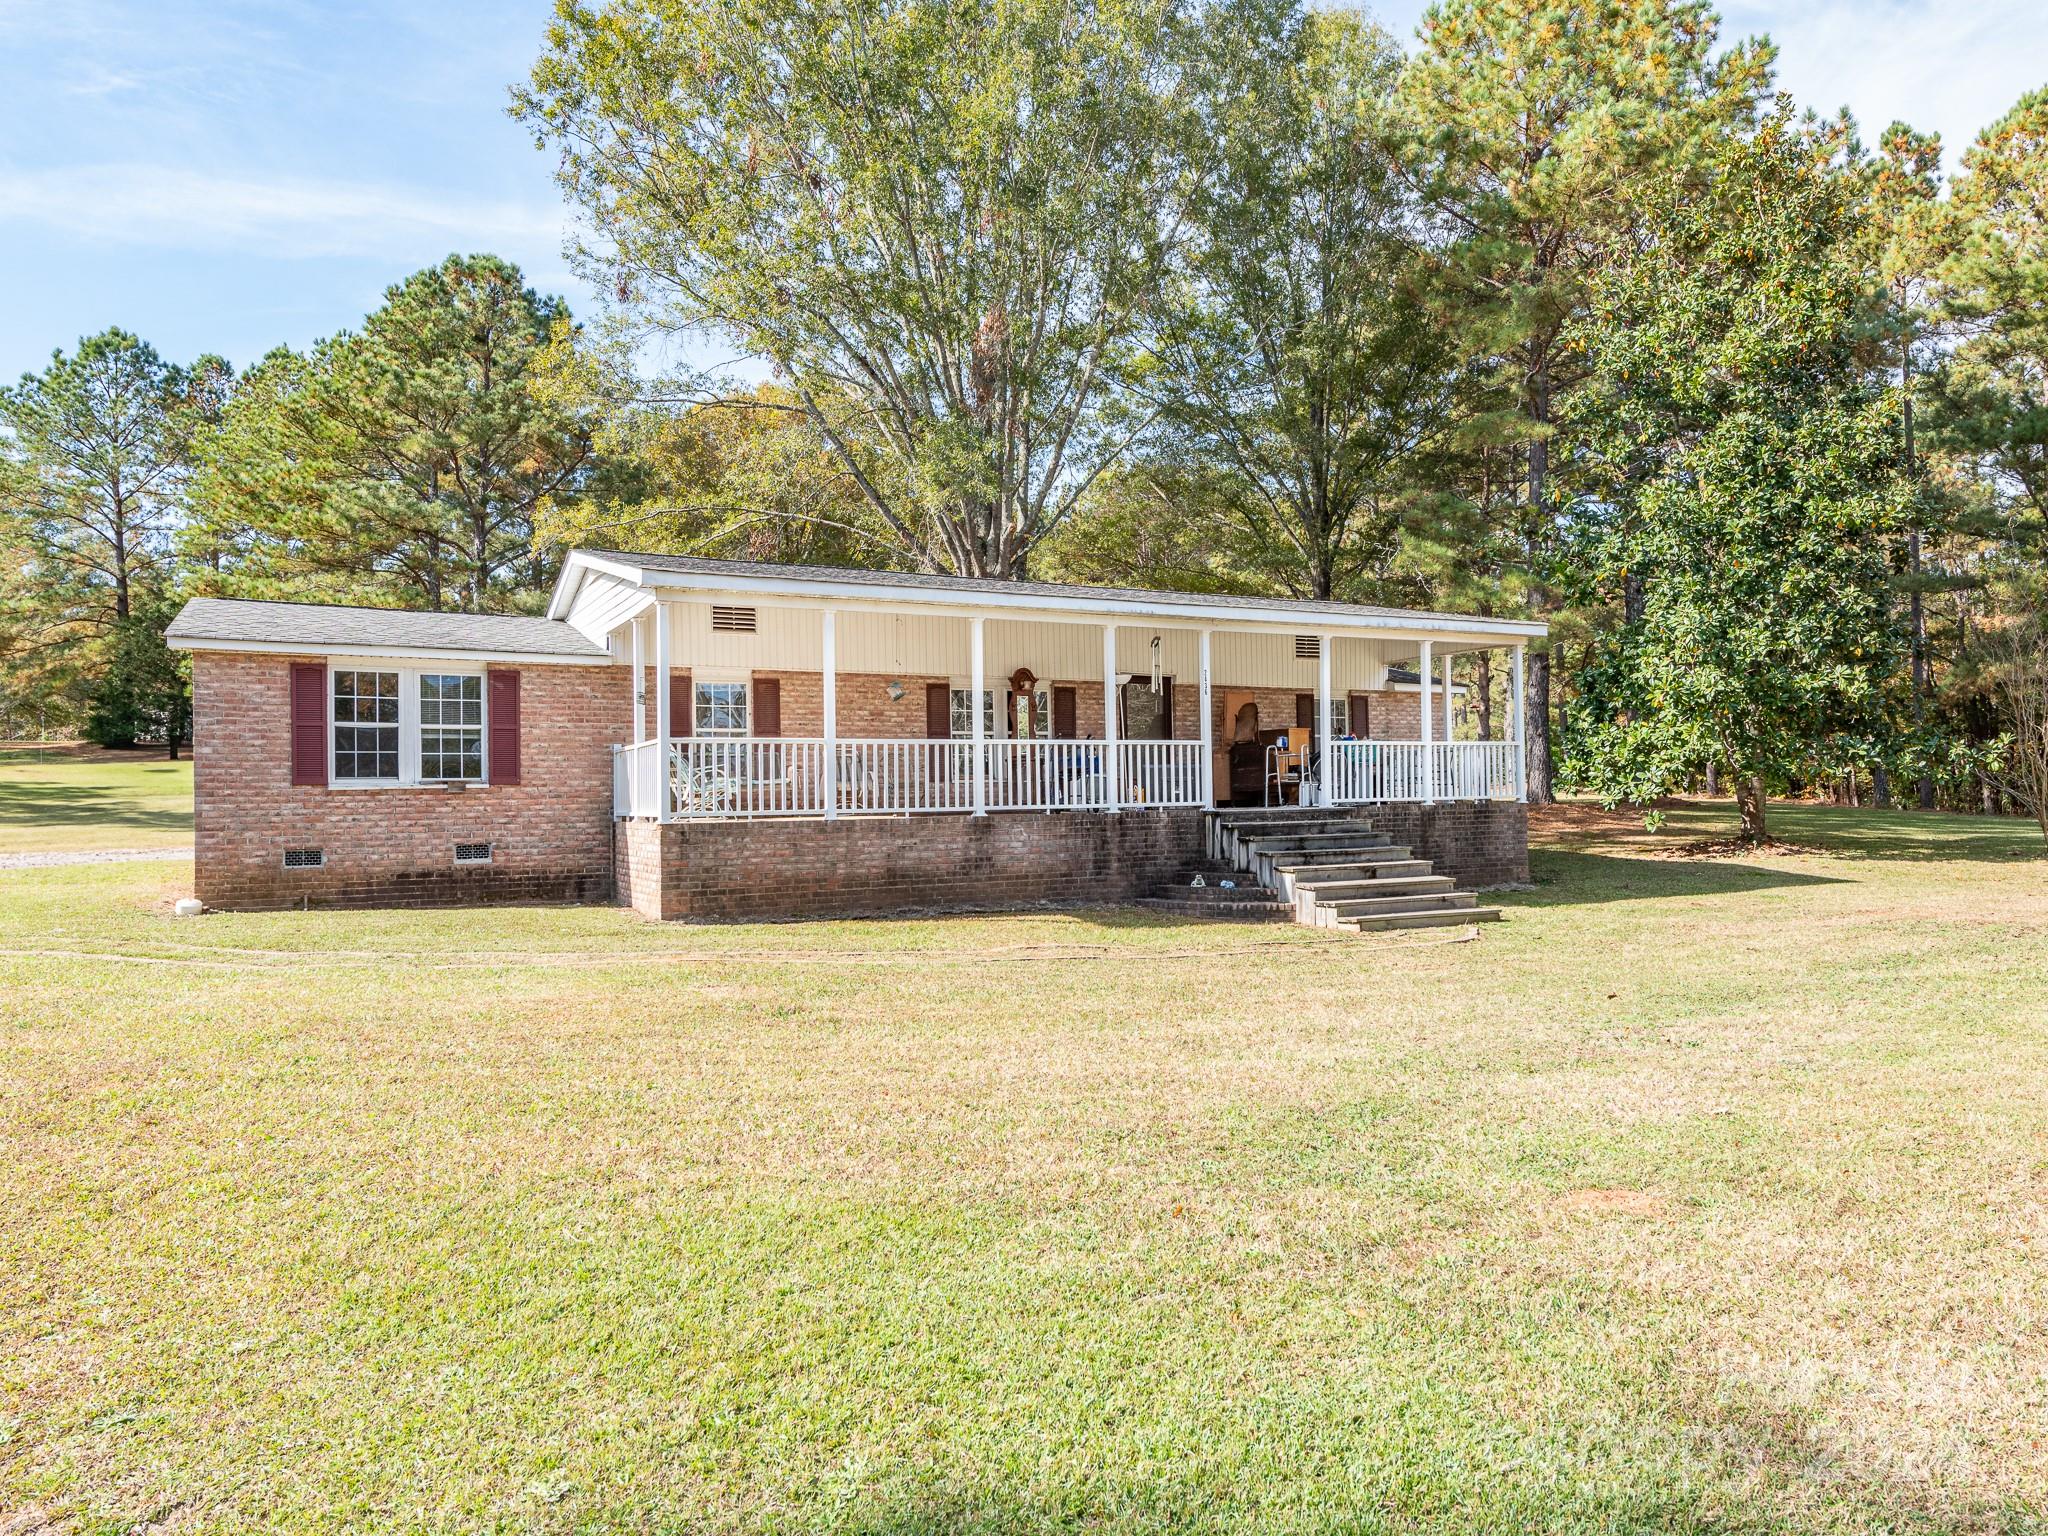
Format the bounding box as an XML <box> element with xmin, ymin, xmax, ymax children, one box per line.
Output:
<box><xmin>1871</xmin><ymin>762</ymin><xmax>1892</xmax><ymax>808</ymax></box>
<box><xmin>1526</xmin><ymin>649</ymin><xmax>1554</xmax><ymax>803</ymax></box>
<box><xmin>1735</xmin><ymin>775</ymin><xmax>1767</xmax><ymax>842</ymax></box>
<box><xmin>1902</xmin><ymin>337</ymin><xmax>1936</xmax><ymax>812</ymax></box>
<box><xmin>1705</xmin><ymin>760</ymin><xmax>1720</xmax><ymax>797</ymax></box>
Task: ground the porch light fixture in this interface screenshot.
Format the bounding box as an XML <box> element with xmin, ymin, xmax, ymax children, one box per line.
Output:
<box><xmin>885</xmin><ymin>678</ymin><xmax>905</xmax><ymax>701</ymax></box>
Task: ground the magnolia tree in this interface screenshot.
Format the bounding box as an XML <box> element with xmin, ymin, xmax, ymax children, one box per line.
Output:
<box><xmin>1563</xmin><ymin>114</ymin><xmax>1910</xmax><ymax>843</ymax></box>
<box><xmin>516</xmin><ymin>0</ymin><xmax>1202</xmax><ymax>579</ymax></box>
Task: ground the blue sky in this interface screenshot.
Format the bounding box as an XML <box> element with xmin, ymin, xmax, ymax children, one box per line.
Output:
<box><xmin>2</xmin><ymin>0</ymin><xmax>2043</xmax><ymax>383</ymax></box>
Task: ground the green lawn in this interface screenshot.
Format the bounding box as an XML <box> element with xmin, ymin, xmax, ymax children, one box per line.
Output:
<box><xmin>0</xmin><ymin>747</ymin><xmax>193</xmax><ymax>854</ymax></box>
<box><xmin>2</xmin><ymin>798</ymin><xmax>2045</xmax><ymax>1533</ymax></box>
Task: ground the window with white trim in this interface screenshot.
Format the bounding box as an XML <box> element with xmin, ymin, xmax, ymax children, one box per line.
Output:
<box><xmin>693</xmin><ymin>679</ymin><xmax>749</xmax><ymax>736</ymax></box>
<box><xmin>329</xmin><ymin>665</ymin><xmax>487</xmax><ymax>787</ymax></box>
<box><xmin>332</xmin><ymin>670</ymin><xmax>400</xmax><ymax>781</ymax></box>
<box><xmin>418</xmin><ymin>674</ymin><xmax>484</xmax><ymax>780</ymax></box>
<box><xmin>949</xmin><ymin>687</ymin><xmax>997</xmax><ymax>739</ymax></box>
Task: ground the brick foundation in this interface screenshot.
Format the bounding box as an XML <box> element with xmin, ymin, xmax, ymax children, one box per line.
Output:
<box><xmin>615</xmin><ymin>808</ymin><xmax>1206</xmax><ymax>922</ymax></box>
<box><xmin>1366</xmin><ymin>801</ymin><xmax>1530</xmax><ymax>888</ymax></box>
<box><xmin>191</xmin><ymin>652</ymin><xmax>628</xmax><ymax>910</ymax></box>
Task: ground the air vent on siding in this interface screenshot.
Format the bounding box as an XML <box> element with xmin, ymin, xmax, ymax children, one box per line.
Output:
<box><xmin>1294</xmin><ymin>634</ymin><xmax>1321</xmax><ymax>659</ymax></box>
<box><xmin>454</xmin><ymin>841</ymin><xmax>493</xmax><ymax>866</ymax></box>
<box><xmin>711</xmin><ymin>605</ymin><xmax>757</xmax><ymax>633</ymax></box>
<box><xmin>282</xmin><ymin>848</ymin><xmax>325</xmax><ymax>870</ymax></box>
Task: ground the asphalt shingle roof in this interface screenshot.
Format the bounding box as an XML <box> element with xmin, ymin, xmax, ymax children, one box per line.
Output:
<box><xmin>583</xmin><ymin>550</ymin><xmax>1520</xmax><ymax>629</ymax></box>
<box><xmin>167</xmin><ymin>597</ymin><xmax>610</xmax><ymax>659</ymax></box>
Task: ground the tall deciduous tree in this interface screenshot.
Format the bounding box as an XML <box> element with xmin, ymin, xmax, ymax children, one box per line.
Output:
<box><xmin>1402</xmin><ymin>0</ymin><xmax>1773</xmax><ymax>800</ymax></box>
<box><xmin>1563</xmin><ymin>113</ymin><xmax>1908</xmax><ymax>842</ymax></box>
<box><xmin>188</xmin><ymin>255</ymin><xmax>596</xmax><ymax>611</ymax></box>
<box><xmin>515</xmin><ymin>0</ymin><xmax>1200</xmax><ymax>578</ymax></box>
<box><xmin>1142</xmin><ymin>4</ymin><xmax>1466</xmax><ymax>600</ymax></box>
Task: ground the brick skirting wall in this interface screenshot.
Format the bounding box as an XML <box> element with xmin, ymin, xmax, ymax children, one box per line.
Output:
<box><xmin>1367</xmin><ymin>801</ymin><xmax>1530</xmax><ymax>888</ymax></box>
<box><xmin>616</xmin><ymin>808</ymin><xmax>1206</xmax><ymax>921</ymax></box>
<box><xmin>191</xmin><ymin>652</ymin><xmax>627</xmax><ymax>910</ymax></box>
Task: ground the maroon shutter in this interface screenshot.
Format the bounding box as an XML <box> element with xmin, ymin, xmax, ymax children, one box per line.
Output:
<box><xmin>670</xmin><ymin>673</ymin><xmax>691</xmax><ymax>737</ymax></box>
<box><xmin>1160</xmin><ymin>677</ymin><xmax>1174</xmax><ymax>739</ymax></box>
<box><xmin>1295</xmin><ymin>692</ymin><xmax>1314</xmax><ymax>729</ymax></box>
<box><xmin>1348</xmin><ymin>692</ymin><xmax>1370</xmax><ymax>737</ymax></box>
<box><xmin>1052</xmin><ymin>686</ymin><xmax>1076</xmax><ymax>739</ymax></box>
<box><xmin>925</xmin><ymin>683</ymin><xmax>951</xmax><ymax>739</ymax></box>
<box><xmin>488</xmin><ymin>670</ymin><xmax>521</xmax><ymax>785</ymax></box>
<box><xmin>753</xmin><ymin>677</ymin><xmax>781</xmax><ymax>737</ymax></box>
<box><xmin>290</xmin><ymin>662</ymin><xmax>327</xmax><ymax>787</ymax></box>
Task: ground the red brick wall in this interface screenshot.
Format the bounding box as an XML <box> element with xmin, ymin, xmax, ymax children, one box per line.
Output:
<box><xmin>192</xmin><ymin>652</ymin><xmax>629</xmax><ymax>910</ymax></box>
<box><xmin>620</xmin><ymin>808</ymin><xmax>1206</xmax><ymax>921</ymax></box>
<box><xmin>1368</xmin><ymin>802</ymin><xmax>1530</xmax><ymax>887</ymax></box>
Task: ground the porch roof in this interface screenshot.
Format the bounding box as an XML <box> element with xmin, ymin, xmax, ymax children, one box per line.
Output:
<box><xmin>550</xmin><ymin>550</ymin><xmax>1545</xmax><ymax>647</ymax></box>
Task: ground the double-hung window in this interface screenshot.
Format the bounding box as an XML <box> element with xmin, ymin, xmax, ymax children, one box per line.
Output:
<box><xmin>330</xmin><ymin>666</ymin><xmax>487</xmax><ymax>786</ymax></box>
<box><xmin>419</xmin><ymin>674</ymin><xmax>484</xmax><ymax>780</ymax></box>
<box><xmin>693</xmin><ymin>679</ymin><xmax>749</xmax><ymax>736</ymax></box>
<box><xmin>332</xmin><ymin>670</ymin><xmax>401</xmax><ymax>782</ymax></box>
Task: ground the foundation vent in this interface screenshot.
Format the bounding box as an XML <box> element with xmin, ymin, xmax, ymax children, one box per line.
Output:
<box><xmin>711</xmin><ymin>605</ymin><xmax>757</xmax><ymax>633</ymax></box>
<box><xmin>282</xmin><ymin>848</ymin><xmax>325</xmax><ymax>870</ymax></box>
<box><xmin>454</xmin><ymin>842</ymin><xmax>493</xmax><ymax>866</ymax></box>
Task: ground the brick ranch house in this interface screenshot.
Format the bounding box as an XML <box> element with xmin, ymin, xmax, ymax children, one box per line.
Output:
<box><xmin>167</xmin><ymin>552</ymin><xmax>1546</xmax><ymax>928</ymax></box>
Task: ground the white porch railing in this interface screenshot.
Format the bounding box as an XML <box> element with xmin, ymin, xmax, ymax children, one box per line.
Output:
<box><xmin>1325</xmin><ymin>740</ymin><xmax>1521</xmax><ymax>806</ymax></box>
<box><xmin>614</xmin><ymin>736</ymin><xmax>1209</xmax><ymax>819</ymax></box>
<box><xmin>615</xmin><ymin>737</ymin><xmax>1519</xmax><ymax>819</ymax></box>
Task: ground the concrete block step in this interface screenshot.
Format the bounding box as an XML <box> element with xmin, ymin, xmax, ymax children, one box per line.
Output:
<box><xmin>1242</xmin><ymin>831</ymin><xmax>1394</xmax><ymax>852</ymax></box>
<box><xmin>1316</xmin><ymin>891</ymin><xmax>1478</xmax><ymax>918</ymax></box>
<box><xmin>1335</xmin><ymin>906</ymin><xmax>1503</xmax><ymax>933</ymax></box>
<box><xmin>1265</xmin><ymin>845</ymin><xmax>1411</xmax><ymax>867</ymax></box>
<box><xmin>1292</xmin><ymin>873</ymin><xmax>1456</xmax><ymax>900</ymax></box>
<box><xmin>1283</xmin><ymin>859</ymin><xmax>1434</xmax><ymax>884</ymax></box>
<box><xmin>1149</xmin><ymin>883</ymin><xmax>1282</xmax><ymax>904</ymax></box>
<box><xmin>1213</xmin><ymin>816</ymin><xmax>1370</xmax><ymax>839</ymax></box>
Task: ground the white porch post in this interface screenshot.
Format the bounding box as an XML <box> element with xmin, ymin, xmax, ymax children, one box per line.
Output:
<box><xmin>1102</xmin><ymin>623</ymin><xmax>1121</xmax><ymax>813</ymax></box>
<box><xmin>1512</xmin><ymin>643</ymin><xmax>1528</xmax><ymax>802</ymax></box>
<box><xmin>1316</xmin><ymin>631</ymin><xmax>1333</xmax><ymax>806</ymax></box>
<box><xmin>653</xmin><ymin>599</ymin><xmax>673</xmax><ymax>823</ymax></box>
<box><xmin>1443</xmin><ymin>647</ymin><xmax>1455</xmax><ymax>741</ymax></box>
<box><xmin>1419</xmin><ymin>638</ymin><xmax>1435</xmax><ymax>806</ymax></box>
<box><xmin>970</xmin><ymin>617</ymin><xmax>987</xmax><ymax>817</ymax></box>
<box><xmin>821</xmin><ymin>609</ymin><xmax>838</xmax><ymax>820</ymax></box>
<box><xmin>630</xmin><ymin>612</ymin><xmax>647</xmax><ymax>741</ymax></box>
<box><xmin>1198</xmin><ymin>628</ymin><xmax>1214</xmax><ymax>808</ymax></box>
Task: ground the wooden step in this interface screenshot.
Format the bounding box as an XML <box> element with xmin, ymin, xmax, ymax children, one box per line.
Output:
<box><xmin>1335</xmin><ymin>906</ymin><xmax>1503</xmax><ymax>932</ymax></box>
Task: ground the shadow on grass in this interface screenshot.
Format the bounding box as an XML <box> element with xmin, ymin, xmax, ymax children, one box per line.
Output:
<box><xmin>1510</xmin><ymin>848</ymin><xmax>1845</xmax><ymax>909</ymax></box>
<box><xmin>0</xmin><ymin>779</ymin><xmax>193</xmax><ymax>834</ymax></box>
<box><xmin>1757</xmin><ymin>804</ymin><xmax>2045</xmax><ymax>865</ymax></box>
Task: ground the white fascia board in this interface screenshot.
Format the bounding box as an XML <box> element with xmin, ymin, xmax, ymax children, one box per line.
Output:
<box><xmin>546</xmin><ymin>552</ymin><xmax>650</xmax><ymax>620</ymax></box>
<box><xmin>169</xmin><ymin>636</ymin><xmax>613</xmax><ymax>666</ymax></box>
<box><xmin>634</xmin><ymin>568</ymin><xmax>1548</xmax><ymax>643</ymax></box>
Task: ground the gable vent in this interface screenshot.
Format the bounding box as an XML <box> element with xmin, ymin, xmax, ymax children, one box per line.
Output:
<box><xmin>711</xmin><ymin>605</ymin><xmax>757</xmax><ymax>633</ymax></box>
<box><xmin>1294</xmin><ymin>634</ymin><xmax>1321</xmax><ymax>659</ymax></box>
<box><xmin>282</xmin><ymin>848</ymin><xmax>325</xmax><ymax>870</ymax></box>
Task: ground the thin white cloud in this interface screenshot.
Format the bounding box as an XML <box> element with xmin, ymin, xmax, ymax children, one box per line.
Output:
<box><xmin>0</xmin><ymin>163</ymin><xmax>572</xmax><ymax>261</ymax></box>
<box><xmin>1720</xmin><ymin>0</ymin><xmax>2044</xmax><ymax>166</ymax></box>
